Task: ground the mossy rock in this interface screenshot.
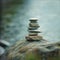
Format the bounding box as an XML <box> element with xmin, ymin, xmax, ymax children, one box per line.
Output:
<box><xmin>25</xmin><ymin>50</ymin><xmax>41</xmax><ymax>60</ymax></box>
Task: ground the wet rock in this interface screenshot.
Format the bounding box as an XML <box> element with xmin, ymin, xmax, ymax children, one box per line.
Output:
<box><xmin>0</xmin><ymin>46</ymin><xmax>5</xmax><ymax>56</ymax></box>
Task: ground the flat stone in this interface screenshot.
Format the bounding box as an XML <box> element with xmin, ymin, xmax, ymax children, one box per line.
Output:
<box><xmin>29</xmin><ymin>30</ymin><xmax>41</xmax><ymax>33</ymax></box>
<box><xmin>26</xmin><ymin>36</ymin><xmax>43</xmax><ymax>41</ymax></box>
<box><xmin>29</xmin><ymin>23</ymin><xmax>39</xmax><ymax>27</ymax></box>
<box><xmin>29</xmin><ymin>33</ymin><xmax>38</xmax><ymax>36</ymax></box>
<box><xmin>28</xmin><ymin>27</ymin><xmax>39</xmax><ymax>30</ymax></box>
<box><xmin>29</xmin><ymin>18</ymin><xmax>38</xmax><ymax>21</ymax></box>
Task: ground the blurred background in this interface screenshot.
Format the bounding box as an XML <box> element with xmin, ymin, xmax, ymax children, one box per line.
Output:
<box><xmin>1</xmin><ymin>0</ymin><xmax>60</xmax><ymax>45</ymax></box>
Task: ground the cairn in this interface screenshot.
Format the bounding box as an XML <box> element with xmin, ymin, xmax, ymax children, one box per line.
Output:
<box><xmin>26</xmin><ymin>18</ymin><xmax>43</xmax><ymax>41</ymax></box>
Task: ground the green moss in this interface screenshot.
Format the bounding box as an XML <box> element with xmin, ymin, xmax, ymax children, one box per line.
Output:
<box><xmin>48</xmin><ymin>55</ymin><xmax>60</xmax><ymax>60</ymax></box>
<box><xmin>25</xmin><ymin>52</ymin><xmax>41</xmax><ymax>60</ymax></box>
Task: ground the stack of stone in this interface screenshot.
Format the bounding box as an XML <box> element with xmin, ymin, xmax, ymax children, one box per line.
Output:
<box><xmin>26</xmin><ymin>18</ymin><xmax>43</xmax><ymax>41</ymax></box>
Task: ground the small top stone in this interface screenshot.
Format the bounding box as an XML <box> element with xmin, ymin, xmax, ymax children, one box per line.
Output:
<box><xmin>29</xmin><ymin>18</ymin><xmax>38</xmax><ymax>21</ymax></box>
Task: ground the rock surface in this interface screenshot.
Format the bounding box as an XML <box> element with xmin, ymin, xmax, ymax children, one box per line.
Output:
<box><xmin>8</xmin><ymin>40</ymin><xmax>55</xmax><ymax>60</ymax></box>
<box><xmin>7</xmin><ymin>40</ymin><xmax>60</xmax><ymax>60</ymax></box>
<box><xmin>7</xmin><ymin>40</ymin><xmax>48</xmax><ymax>60</ymax></box>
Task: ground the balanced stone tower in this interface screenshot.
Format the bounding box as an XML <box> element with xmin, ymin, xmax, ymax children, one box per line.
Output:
<box><xmin>26</xmin><ymin>18</ymin><xmax>43</xmax><ymax>41</ymax></box>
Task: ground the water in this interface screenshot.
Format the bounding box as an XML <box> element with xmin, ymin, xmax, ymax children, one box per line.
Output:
<box><xmin>2</xmin><ymin>0</ymin><xmax>60</xmax><ymax>45</ymax></box>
